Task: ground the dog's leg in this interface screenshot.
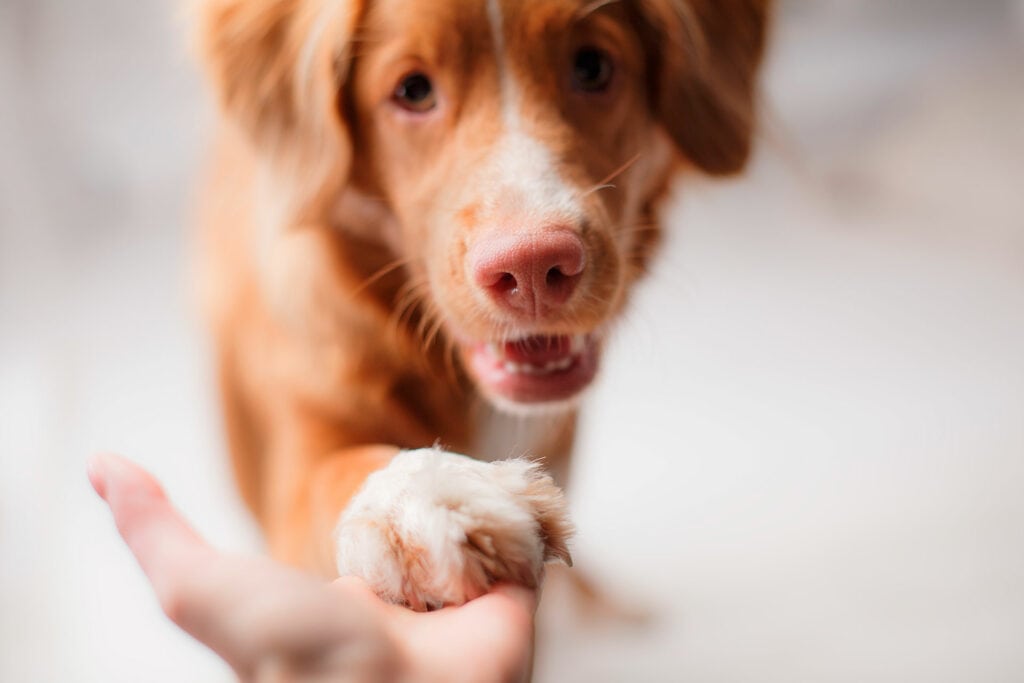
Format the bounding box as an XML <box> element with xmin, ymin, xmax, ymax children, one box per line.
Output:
<box><xmin>257</xmin><ymin>412</ymin><xmax>573</xmax><ymax>610</ymax></box>
<box><xmin>215</xmin><ymin>347</ymin><xmax>266</xmax><ymax>523</ymax></box>
<box><xmin>263</xmin><ymin>443</ymin><xmax>397</xmax><ymax>575</ymax></box>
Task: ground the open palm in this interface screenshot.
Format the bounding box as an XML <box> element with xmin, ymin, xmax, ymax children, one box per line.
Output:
<box><xmin>89</xmin><ymin>454</ymin><xmax>536</xmax><ymax>683</ymax></box>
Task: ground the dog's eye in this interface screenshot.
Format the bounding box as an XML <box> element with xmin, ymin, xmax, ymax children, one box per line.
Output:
<box><xmin>572</xmin><ymin>47</ymin><xmax>613</xmax><ymax>93</ymax></box>
<box><xmin>393</xmin><ymin>72</ymin><xmax>436</xmax><ymax>112</ymax></box>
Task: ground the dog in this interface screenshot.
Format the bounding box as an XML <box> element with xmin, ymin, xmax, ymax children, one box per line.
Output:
<box><xmin>195</xmin><ymin>0</ymin><xmax>769</xmax><ymax>610</ymax></box>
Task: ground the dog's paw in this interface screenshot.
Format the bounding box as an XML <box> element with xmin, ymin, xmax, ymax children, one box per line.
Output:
<box><xmin>334</xmin><ymin>448</ymin><xmax>572</xmax><ymax>610</ymax></box>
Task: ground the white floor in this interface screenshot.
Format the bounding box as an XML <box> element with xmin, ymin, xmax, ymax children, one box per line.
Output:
<box><xmin>2</xmin><ymin>2</ymin><xmax>1022</xmax><ymax>681</ymax></box>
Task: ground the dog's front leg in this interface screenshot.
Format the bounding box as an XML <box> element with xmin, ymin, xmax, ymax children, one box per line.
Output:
<box><xmin>263</xmin><ymin>440</ymin><xmax>572</xmax><ymax>611</ymax></box>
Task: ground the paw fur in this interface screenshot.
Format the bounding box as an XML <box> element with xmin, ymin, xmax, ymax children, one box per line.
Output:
<box><xmin>334</xmin><ymin>448</ymin><xmax>572</xmax><ymax>610</ymax></box>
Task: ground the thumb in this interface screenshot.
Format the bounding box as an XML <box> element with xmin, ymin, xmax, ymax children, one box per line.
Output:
<box><xmin>483</xmin><ymin>583</ymin><xmax>539</xmax><ymax>617</ymax></box>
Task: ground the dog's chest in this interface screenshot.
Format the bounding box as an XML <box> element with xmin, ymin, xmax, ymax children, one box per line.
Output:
<box><xmin>470</xmin><ymin>406</ymin><xmax>576</xmax><ymax>484</ymax></box>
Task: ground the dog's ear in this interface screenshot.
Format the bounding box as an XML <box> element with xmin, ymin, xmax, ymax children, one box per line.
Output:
<box><xmin>196</xmin><ymin>0</ymin><xmax>361</xmax><ymax>214</ymax></box>
<box><xmin>640</xmin><ymin>0</ymin><xmax>770</xmax><ymax>175</ymax></box>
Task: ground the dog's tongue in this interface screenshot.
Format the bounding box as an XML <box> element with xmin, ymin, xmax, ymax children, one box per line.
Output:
<box><xmin>465</xmin><ymin>333</ymin><xmax>598</xmax><ymax>403</ymax></box>
<box><xmin>500</xmin><ymin>335</ymin><xmax>575</xmax><ymax>364</ymax></box>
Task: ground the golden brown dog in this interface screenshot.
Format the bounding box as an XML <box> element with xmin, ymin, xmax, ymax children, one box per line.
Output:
<box><xmin>195</xmin><ymin>0</ymin><xmax>769</xmax><ymax>610</ymax></box>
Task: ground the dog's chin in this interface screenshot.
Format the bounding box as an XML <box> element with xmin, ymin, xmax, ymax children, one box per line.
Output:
<box><xmin>460</xmin><ymin>333</ymin><xmax>600</xmax><ymax>414</ymax></box>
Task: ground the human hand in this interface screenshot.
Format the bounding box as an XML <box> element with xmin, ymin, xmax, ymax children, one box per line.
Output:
<box><xmin>88</xmin><ymin>454</ymin><xmax>537</xmax><ymax>682</ymax></box>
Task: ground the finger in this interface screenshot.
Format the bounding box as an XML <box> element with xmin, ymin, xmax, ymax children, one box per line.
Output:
<box><xmin>89</xmin><ymin>455</ymin><xmax>382</xmax><ymax>671</ymax></box>
<box><xmin>450</xmin><ymin>585</ymin><xmax>537</xmax><ymax>682</ymax></box>
<box><xmin>88</xmin><ymin>454</ymin><xmax>213</xmax><ymax>598</ymax></box>
<box><xmin>330</xmin><ymin>575</ymin><xmax>382</xmax><ymax>602</ymax></box>
<box><xmin>484</xmin><ymin>583</ymin><xmax>539</xmax><ymax>616</ymax></box>
<box><xmin>446</xmin><ymin>583</ymin><xmax>536</xmax><ymax>649</ymax></box>
<box><xmin>88</xmin><ymin>455</ymin><xmax>255</xmax><ymax>666</ymax></box>
<box><xmin>395</xmin><ymin>583</ymin><xmax>537</xmax><ymax>683</ymax></box>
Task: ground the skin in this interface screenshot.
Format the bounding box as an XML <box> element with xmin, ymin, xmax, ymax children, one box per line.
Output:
<box><xmin>88</xmin><ymin>454</ymin><xmax>537</xmax><ymax>683</ymax></box>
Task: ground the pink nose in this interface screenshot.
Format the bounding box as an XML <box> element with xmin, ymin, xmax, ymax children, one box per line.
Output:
<box><xmin>470</xmin><ymin>230</ymin><xmax>586</xmax><ymax>317</ymax></box>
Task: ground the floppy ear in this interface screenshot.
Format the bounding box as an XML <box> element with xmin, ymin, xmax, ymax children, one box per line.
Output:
<box><xmin>196</xmin><ymin>0</ymin><xmax>362</xmax><ymax>216</ymax></box>
<box><xmin>641</xmin><ymin>0</ymin><xmax>770</xmax><ymax>175</ymax></box>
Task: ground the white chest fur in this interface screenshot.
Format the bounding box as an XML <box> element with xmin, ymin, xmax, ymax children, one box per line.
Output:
<box><xmin>469</xmin><ymin>402</ymin><xmax>576</xmax><ymax>485</ymax></box>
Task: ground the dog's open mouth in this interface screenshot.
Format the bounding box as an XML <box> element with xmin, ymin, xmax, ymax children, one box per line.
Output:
<box><xmin>463</xmin><ymin>334</ymin><xmax>599</xmax><ymax>405</ymax></box>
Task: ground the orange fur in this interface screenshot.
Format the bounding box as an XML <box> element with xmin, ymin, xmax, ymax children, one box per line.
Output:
<box><xmin>195</xmin><ymin>0</ymin><xmax>769</xmax><ymax>580</ymax></box>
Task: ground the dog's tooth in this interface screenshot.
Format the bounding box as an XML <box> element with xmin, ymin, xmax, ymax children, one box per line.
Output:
<box><xmin>487</xmin><ymin>342</ymin><xmax>501</xmax><ymax>358</ymax></box>
<box><xmin>500</xmin><ymin>350</ymin><xmax>576</xmax><ymax>377</ymax></box>
<box><xmin>547</xmin><ymin>358</ymin><xmax>568</xmax><ymax>372</ymax></box>
<box><xmin>570</xmin><ymin>334</ymin><xmax>585</xmax><ymax>354</ymax></box>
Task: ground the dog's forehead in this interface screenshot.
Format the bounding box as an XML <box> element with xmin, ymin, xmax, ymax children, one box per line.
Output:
<box><xmin>491</xmin><ymin>0</ymin><xmax>596</xmax><ymax>35</ymax></box>
<box><xmin>362</xmin><ymin>0</ymin><xmax>594</xmax><ymax>47</ymax></box>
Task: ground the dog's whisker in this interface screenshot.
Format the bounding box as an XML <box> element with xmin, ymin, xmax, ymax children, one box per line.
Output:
<box><xmin>441</xmin><ymin>333</ymin><xmax>461</xmax><ymax>387</ymax></box>
<box><xmin>580</xmin><ymin>291</ymin><xmax>613</xmax><ymax>310</ymax></box>
<box><xmin>422</xmin><ymin>310</ymin><xmax>447</xmax><ymax>353</ymax></box>
<box><xmin>389</xmin><ymin>278</ymin><xmax>431</xmax><ymax>342</ymax></box>
<box><xmin>350</xmin><ymin>256</ymin><xmax>417</xmax><ymax>297</ymax></box>
<box><xmin>582</xmin><ymin>152</ymin><xmax>642</xmax><ymax>197</ymax></box>
<box><xmin>582</xmin><ymin>183</ymin><xmax>616</xmax><ymax>197</ymax></box>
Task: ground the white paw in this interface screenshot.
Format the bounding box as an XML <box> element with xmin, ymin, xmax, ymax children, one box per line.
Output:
<box><xmin>334</xmin><ymin>448</ymin><xmax>572</xmax><ymax>610</ymax></box>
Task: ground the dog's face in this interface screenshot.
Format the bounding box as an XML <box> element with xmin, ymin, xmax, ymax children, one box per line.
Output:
<box><xmin>200</xmin><ymin>0</ymin><xmax>768</xmax><ymax>410</ymax></box>
<box><xmin>350</xmin><ymin>0</ymin><xmax>670</xmax><ymax>409</ymax></box>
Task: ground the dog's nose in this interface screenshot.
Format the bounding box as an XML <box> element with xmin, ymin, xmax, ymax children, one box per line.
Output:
<box><xmin>470</xmin><ymin>230</ymin><xmax>586</xmax><ymax>317</ymax></box>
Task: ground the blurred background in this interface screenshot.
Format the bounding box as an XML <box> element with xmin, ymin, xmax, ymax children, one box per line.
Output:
<box><xmin>1</xmin><ymin>0</ymin><xmax>1022</xmax><ymax>681</ymax></box>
